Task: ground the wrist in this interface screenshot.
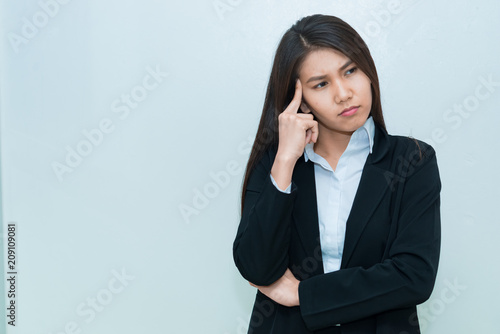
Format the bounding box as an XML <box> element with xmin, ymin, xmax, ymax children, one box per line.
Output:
<box><xmin>275</xmin><ymin>151</ymin><xmax>298</xmax><ymax>166</ymax></box>
<box><xmin>271</xmin><ymin>154</ymin><xmax>296</xmax><ymax>192</ymax></box>
<box><xmin>295</xmin><ymin>281</ymin><xmax>300</xmax><ymax>306</ymax></box>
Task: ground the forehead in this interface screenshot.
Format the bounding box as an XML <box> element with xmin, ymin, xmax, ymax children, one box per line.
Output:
<box><xmin>298</xmin><ymin>48</ymin><xmax>350</xmax><ymax>76</ymax></box>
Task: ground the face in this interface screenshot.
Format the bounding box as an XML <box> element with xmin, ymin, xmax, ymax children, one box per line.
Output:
<box><xmin>298</xmin><ymin>48</ymin><xmax>372</xmax><ymax>136</ymax></box>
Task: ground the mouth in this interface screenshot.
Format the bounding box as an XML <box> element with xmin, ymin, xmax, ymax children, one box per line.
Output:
<box><xmin>339</xmin><ymin>106</ymin><xmax>359</xmax><ymax>117</ymax></box>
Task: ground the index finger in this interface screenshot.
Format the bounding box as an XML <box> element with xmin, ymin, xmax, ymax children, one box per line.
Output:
<box><xmin>283</xmin><ymin>78</ymin><xmax>302</xmax><ymax>114</ymax></box>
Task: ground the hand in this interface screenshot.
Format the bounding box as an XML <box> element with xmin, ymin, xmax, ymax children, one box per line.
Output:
<box><xmin>249</xmin><ymin>268</ymin><xmax>300</xmax><ymax>307</ymax></box>
<box><xmin>276</xmin><ymin>78</ymin><xmax>319</xmax><ymax>163</ymax></box>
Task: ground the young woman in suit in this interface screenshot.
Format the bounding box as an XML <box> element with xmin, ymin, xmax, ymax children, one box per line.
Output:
<box><xmin>233</xmin><ymin>14</ymin><xmax>441</xmax><ymax>333</ymax></box>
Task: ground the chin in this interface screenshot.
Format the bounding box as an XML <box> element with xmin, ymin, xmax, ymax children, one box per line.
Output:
<box><xmin>341</xmin><ymin>111</ymin><xmax>369</xmax><ymax>123</ymax></box>
<box><xmin>333</xmin><ymin>116</ymin><xmax>369</xmax><ymax>133</ymax></box>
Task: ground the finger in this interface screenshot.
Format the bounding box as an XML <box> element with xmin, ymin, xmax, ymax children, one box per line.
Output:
<box><xmin>303</xmin><ymin>119</ymin><xmax>319</xmax><ymax>143</ymax></box>
<box><xmin>312</xmin><ymin>121</ymin><xmax>319</xmax><ymax>143</ymax></box>
<box><xmin>295</xmin><ymin>113</ymin><xmax>314</xmax><ymax>119</ymax></box>
<box><xmin>305</xmin><ymin>128</ymin><xmax>312</xmax><ymax>145</ymax></box>
<box><xmin>283</xmin><ymin>79</ymin><xmax>302</xmax><ymax>114</ymax></box>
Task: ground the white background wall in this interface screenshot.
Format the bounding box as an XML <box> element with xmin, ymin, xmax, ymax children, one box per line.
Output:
<box><xmin>1</xmin><ymin>0</ymin><xmax>499</xmax><ymax>333</ymax></box>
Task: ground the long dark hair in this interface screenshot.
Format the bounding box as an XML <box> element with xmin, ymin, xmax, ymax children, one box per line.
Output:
<box><xmin>240</xmin><ymin>14</ymin><xmax>386</xmax><ymax>215</ymax></box>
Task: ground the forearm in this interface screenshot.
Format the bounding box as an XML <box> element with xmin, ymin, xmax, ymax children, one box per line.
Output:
<box><xmin>299</xmin><ymin>247</ymin><xmax>439</xmax><ymax>329</ymax></box>
<box><xmin>298</xmin><ymin>148</ymin><xmax>441</xmax><ymax>330</ymax></box>
<box><xmin>233</xmin><ymin>171</ymin><xmax>298</xmax><ymax>286</ymax></box>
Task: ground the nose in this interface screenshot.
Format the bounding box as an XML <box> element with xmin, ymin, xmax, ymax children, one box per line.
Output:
<box><xmin>332</xmin><ymin>79</ymin><xmax>352</xmax><ymax>104</ymax></box>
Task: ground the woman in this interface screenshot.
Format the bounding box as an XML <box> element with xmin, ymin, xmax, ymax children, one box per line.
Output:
<box><xmin>233</xmin><ymin>14</ymin><xmax>441</xmax><ymax>334</ymax></box>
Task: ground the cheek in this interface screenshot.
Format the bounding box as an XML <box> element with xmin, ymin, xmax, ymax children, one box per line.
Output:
<box><xmin>303</xmin><ymin>92</ymin><xmax>323</xmax><ymax>110</ymax></box>
<box><xmin>362</xmin><ymin>87</ymin><xmax>373</xmax><ymax>111</ymax></box>
<box><xmin>363</xmin><ymin>76</ymin><xmax>372</xmax><ymax>99</ymax></box>
<box><xmin>364</xmin><ymin>84</ymin><xmax>372</xmax><ymax>102</ymax></box>
<box><xmin>355</xmin><ymin>78</ymin><xmax>372</xmax><ymax>102</ymax></box>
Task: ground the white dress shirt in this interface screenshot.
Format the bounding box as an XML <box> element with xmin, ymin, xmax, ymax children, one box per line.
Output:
<box><xmin>270</xmin><ymin>116</ymin><xmax>375</xmax><ymax>273</ymax></box>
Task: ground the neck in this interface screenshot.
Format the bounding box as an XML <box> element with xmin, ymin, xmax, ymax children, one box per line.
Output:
<box><xmin>313</xmin><ymin>125</ymin><xmax>354</xmax><ymax>159</ymax></box>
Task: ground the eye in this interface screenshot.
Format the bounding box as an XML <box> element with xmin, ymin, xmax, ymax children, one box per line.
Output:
<box><xmin>346</xmin><ymin>67</ymin><xmax>357</xmax><ymax>75</ymax></box>
<box><xmin>314</xmin><ymin>81</ymin><xmax>328</xmax><ymax>89</ymax></box>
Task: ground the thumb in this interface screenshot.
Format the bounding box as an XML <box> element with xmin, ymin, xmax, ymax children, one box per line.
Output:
<box><xmin>305</xmin><ymin>128</ymin><xmax>312</xmax><ymax>145</ymax></box>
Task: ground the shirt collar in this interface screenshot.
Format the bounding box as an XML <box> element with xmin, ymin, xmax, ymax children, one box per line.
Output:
<box><xmin>304</xmin><ymin>116</ymin><xmax>375</xmax><ymax>162</ymax></box>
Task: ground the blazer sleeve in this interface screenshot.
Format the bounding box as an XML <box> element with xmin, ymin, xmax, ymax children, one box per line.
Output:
<box><xmin>233</xmin><ymin>147</ymin><xmax>298</xmax><ymax>286</ymax></box>
<box><xmin>298</xmin><ymin>141</ymin><xmax>441</xmax><ymax>330</ymax></box>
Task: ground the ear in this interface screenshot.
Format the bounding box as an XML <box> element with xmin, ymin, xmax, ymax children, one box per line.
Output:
<box><xmin>300</xmin><ymin>101</ymin><xmax>312</xmax><ymax>114</ymax></box>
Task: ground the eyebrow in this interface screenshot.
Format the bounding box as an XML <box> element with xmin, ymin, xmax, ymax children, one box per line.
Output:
<box><xmin>305</xmin><ymin>59</ymin><xmax>354</xmax><ymax>83</ymax></box>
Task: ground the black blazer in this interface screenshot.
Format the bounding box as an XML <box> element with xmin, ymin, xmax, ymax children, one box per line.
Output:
<box><xmin>233</xmin><ymin>123</ymin><xmax>441</xmax><ymax>334</ymax></box>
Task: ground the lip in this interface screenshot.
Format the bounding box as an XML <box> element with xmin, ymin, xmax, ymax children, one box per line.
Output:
<box><xmin>339</xmin><ymin>106</ymin><xmax>359</xmax><ymax>116</ymax></box>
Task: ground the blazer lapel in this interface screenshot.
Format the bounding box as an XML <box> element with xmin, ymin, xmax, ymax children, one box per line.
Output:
<box><xmin>291</xmin><ymin>156</ymin><xmax>324</xmax><ymax>274</ymax></box>
<box><xmin>341</xmin><ymin>124</ymin><xmax>391</xmax><ymax>268</ymax></box>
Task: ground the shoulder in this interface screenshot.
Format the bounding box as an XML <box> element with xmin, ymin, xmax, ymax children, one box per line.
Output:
<box><xmin>383</xmin><ymin>133</ymin><xmax>440</xmax><ymax>189</ymax></box>
<box><xmin>371</xmin><ymin>123</ymin><xmax>437</xmax><ymax>169</ymax></box>
<box><xmin>371</xmin><ymin>121</ymin><xmax>439</xmax><ymax>175</ymax></box>
<box><xmin>386</xmin><ymin>134</ymin><xmax>436</xmax><ymax>163</ymax></box>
